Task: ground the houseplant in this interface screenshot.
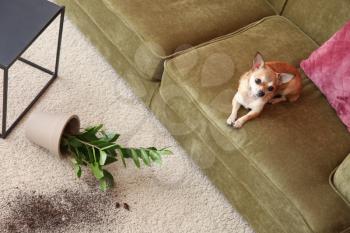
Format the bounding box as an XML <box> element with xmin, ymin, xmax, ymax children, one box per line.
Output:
<box><xmin>25</xmin><ymin>112</ymin><xmax>171</xmax><ymax>191</ymax></box>
<box><xmin>61</xmin><ymin>124</ymin><xmax>171</xmax><ymax>191</ymax></box>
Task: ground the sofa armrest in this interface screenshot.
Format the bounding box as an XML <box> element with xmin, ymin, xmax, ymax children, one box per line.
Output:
<box><xmin>331</xmin><ymin>154</ymin><xmax>350</xmax><ymax>205</ymax></box>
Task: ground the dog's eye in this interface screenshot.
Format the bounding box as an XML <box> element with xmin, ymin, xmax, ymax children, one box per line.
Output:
<box><xmin>255</xmin><ymin>79</ymin><xmax>261</xmax><ymax>84</ymax></box>
<box><xmin>268</xmin><ymin>86</ymin><xmax>274</xmax><ymax>92</ymax></box>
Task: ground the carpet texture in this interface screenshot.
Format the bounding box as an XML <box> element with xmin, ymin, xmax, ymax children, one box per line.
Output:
<box><xmin>0</xmin><ymin>14</ymin><xmax>253</xmax><ymax>233</ymax></box>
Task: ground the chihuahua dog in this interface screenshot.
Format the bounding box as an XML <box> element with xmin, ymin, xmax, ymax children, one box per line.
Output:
<box><xmin>226</xmin><ymin>52</ymin><xmax>302</xmax><ymax>128</ymax></box>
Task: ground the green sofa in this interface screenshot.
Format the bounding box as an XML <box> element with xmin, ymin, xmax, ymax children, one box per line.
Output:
<box><xmin>56</xmin><ymin>0</ymin><xmax>350</xmax><ymax>232</ymax></box>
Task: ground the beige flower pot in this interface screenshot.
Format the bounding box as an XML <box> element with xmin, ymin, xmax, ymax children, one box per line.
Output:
<box><xmin>25</xmin><ymin>112</ymin><xmax>80</xmax><ymax>156</ymax></box>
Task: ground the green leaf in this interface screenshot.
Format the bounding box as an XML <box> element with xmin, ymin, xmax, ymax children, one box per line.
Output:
<box><xmin>90</xmin><ymin>139</ymin><xmax>110</xmax><ymax>146</ymax></box>
<box><xmin>131</xmin><ymin>149</ymin><xmax>140</xmax><ymax>168</ymax></box>
<box><xmin>71</xmin><ymin>158</ymin><xmax>77</xmax><ymax>164</ymax></box>
<box><xmin>90</xmin><ymin>162</ymin><xmax>104</xmax><ymax>179</ymax></box>
<box><xmin>101</xmin><ymin>144</ymin><xmax>119</xmax><ymax>151</ymax></box>
<box><xmin>94</xmin><ymin>124</ymin><xmax>104</xmax><ymax>131</ymax></box>
<box><xmin>73</xmin><ymin>147</ymin><xmax>83</xmax><ymax>164</ymax></box>
<box><xmin>150</xmin><ymin>150</ymin><xmax>162</xmax><ymax>164</ymax></box>
<box><xmin>104</xmin><ymin>155</ymin><xmax>118</xmax><ymax>165</ymax></box>
<box><xmin>99</xmin><ymin>178</ymin><xmax>107</xmax><ymax>191</ymax></box>
<box><xmin>86</xmin><ymin>124</ymin><xmax>103</xmax><ymax>134</ymax></box>
<box><xmin>119</xmin><ymin>148</ymin><xmax>131</xmax><ymax>158</ymax></box>
<box><xmin>159</xmin><ymin>149</ymin><xmax>172</xmax><ymax>156</ymax></box>
<box><xmin>74</xmin><ymin>164</ymin><xmax>82</xmax><ymax>178</ymax></box>
<box><xmin>78</xmin><ymin>124</ymin><xmax>104</xmax><ymax>141</ymax></box>
<box><xmin>140</xmin><ymin>149</ymin><xmax>151</xmax><ymax>166</ymax></box>
<box><xmin>103</xmin><ymin>169</ymin><xmax>114</xmax><ymax>187</ymax></box>
<box><xmin>105</xmin><ymin>133</ymin><xmax>120</xmax><ymax>142</ymax></box>
<box><xmin>68</xmin><ymin>137</ymin><xmax>82</xmax><ymax>148</ymax></box>
<box><xmin>87</xmin><ymin>148</ymin><xmax>94</xmax><ymax>163</ymax></box>
<box><xmin>99</xmin><ymin>150</ymin><xmax>107</xmax><ymax>165</ymax></box>
<box><xmin>118</xmin><ymin>149</ymin><xmax>127</xmax><ymax>167</ymax></box>
<box><xmin>78</xmin><ymin>132</ymin><xmax>98</xmax><ymax>142</ymax></box>
<box><xmin>99</xmin><ymin>170</ymin><xmax>114</xmax><ymax>191</ymax></box>
<box><xmin>92</xmin><ymin>147</ymin><xmax>97</xmax><ymax>162</ymax></box>
<box><xmin>84</xmin><ymin>126</ymin><xmax>95</xmax><ymax>132</ymax></box>
<box><xmin>78</xmin><ymin>147</ymin><xmax>89</xmax><ymax>163</ymax></box>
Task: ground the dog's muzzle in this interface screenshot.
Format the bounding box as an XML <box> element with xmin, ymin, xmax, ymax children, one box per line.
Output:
<box><xmin>257</xmin><ymin>90</ymin><xmax>265</xmax><ymax>97</ymax></box>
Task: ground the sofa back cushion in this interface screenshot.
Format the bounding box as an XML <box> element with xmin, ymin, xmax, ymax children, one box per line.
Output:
<box><xmin>333</xmin><ymin>154</ymin><xmax>350</xmax><ymax>205</ymax></box>
<box><xmin>101</xmin><ymin>0</ymin><xmax>275</xmax><ymax>56</ymax></box>
<box><xmin>283</xmin><ymin>0</ymin><xmax>350</xmax><ymax>44</ymax></box>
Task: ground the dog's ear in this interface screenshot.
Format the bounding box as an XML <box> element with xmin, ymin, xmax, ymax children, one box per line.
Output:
<box><xmin>252</xmin><ymin>52</ymin><xmax>265</xmax><ymax>69</ymax></box>
<box><xmin>279</xmin><ymin>73</ymin><xmax>294</xmax><ymax>83</ymax></box>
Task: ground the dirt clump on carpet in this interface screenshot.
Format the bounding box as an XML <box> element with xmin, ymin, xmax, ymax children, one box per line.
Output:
<box><xmin>2</xmin><ymin>189</ymin><xmax>113</xmax><ymax>232</ymax></box>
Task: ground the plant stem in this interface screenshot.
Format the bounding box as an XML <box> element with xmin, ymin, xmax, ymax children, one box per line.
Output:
<box><xmin>64</xmin><ymin>134</ymin><xmax>105</xmax><ymax>151</ymax></box>
<box><xmin>77</xmin><ymin>138</ymin><xmax>102</xmax><ymax>150</ymax></box>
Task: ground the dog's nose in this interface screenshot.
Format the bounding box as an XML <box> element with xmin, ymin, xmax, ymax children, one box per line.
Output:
<box><xmin>257</xmin><ymin>91</ymin><xmax>265</xmax><ymax>97</ymax></box>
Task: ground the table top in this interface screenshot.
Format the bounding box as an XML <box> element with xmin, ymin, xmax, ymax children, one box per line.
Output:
<box><xmin>0</xmin><ymin>0</ymin><xmax>62</xmax><ymax>69</ymax></box>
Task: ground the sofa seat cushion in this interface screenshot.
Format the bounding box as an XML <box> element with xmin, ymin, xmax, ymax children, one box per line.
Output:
<box><xmin>150</xmin><ymin>90</ymin><xmax>287</xmax><ymax>233</ymax></box>
<box><xmin>75</xmin><ymin>0</ymin><xmax>274</xmax><ymax>80</ymax></box>
<box><xmin>333</xmin><ymin>154</ymin><xmax>350</xmax><ymax>205</ymax></box>
<box><xmin>160</xmin><ymin>16</ymin><xmax>350</xmax><ymax>233</ymax></box>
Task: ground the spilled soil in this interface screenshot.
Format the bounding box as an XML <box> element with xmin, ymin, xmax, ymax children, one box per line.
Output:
<box><xmin>1</xmin><ymin>189</ymin><xmax>114</xmax><ymax>232</ymax></box>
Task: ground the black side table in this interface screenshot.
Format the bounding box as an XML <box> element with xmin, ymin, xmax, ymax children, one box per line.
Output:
<box><xmin>0</xmin><ymin>0</ymin><xmax>65</xmax><ymax>138</ymax></box>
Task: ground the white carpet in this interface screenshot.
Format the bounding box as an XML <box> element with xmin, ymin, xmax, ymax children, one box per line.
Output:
<box><xmin>0</xmin><ymin>14</ymin><xmax>254</xmax><ymax>233</ymax></box>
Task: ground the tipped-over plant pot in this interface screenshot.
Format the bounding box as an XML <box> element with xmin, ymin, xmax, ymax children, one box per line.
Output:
<box><xmin>25</xmin><ymin>112</ymin><xmax>80</xmax><ymax>156</ymax></box>
<box><xmin>26</xmin><ymin>113</ymin><xmax>172</xmax><ymax>191</ymax></box>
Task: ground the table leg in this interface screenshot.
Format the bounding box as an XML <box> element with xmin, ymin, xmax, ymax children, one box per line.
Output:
<box><xmin>54</xmin><ymin>7</ymin><xmax>65</xmax><ymax>78</ymax></box>
<box><xmin>2</xmin><ymin>68</ymin><xmax>8</xmax><ymax>138</ymax></box>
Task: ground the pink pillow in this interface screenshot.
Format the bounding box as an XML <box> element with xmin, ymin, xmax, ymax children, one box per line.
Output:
<box><xmin>301</xmin><ymin>20</ymin><xmax>350</xmax><ymax>131</ymax></box>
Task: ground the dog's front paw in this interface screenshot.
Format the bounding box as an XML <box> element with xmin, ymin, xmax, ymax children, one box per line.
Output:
<box><xmin>233</xmin><ymin>119</ymin><xmax>244</xmax><ymax>129</ymax></box>
<box><xmin>226</xmin><ymin>116</ymin><xmax>236</xmax><ymax>126</ymax></box>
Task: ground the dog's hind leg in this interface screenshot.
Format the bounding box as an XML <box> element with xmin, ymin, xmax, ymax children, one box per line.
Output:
<box><xmin>269</xmin><ymin>96</ymin><xmax>287</xmax><ymax>104</ymax></box>
<box><xmin>287</xmin><ymin>94</ymin><xmax>300</xmax><ymax>102</ymax></box>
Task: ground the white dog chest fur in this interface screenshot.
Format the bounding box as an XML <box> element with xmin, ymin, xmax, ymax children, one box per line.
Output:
<box><xmin>235</xmin><ymin>92</ymin><xmax>263</xmax><ymax>110</ymax></box>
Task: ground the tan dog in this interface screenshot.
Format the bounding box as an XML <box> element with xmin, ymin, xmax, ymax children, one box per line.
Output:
<box><xmin>226</xmin><ymin>52</ymin><xmax>302</xmax><ymax>128</ymax></box>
